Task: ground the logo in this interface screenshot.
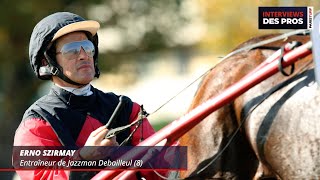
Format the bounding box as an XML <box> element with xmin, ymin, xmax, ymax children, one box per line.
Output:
<box><xmin>258</xmin><ymin>7</ymin><xmax>313</xmax><ymax>29</ymax></box>
<box><xmin>311</xmin><ymin>12</ymin><xmax>320</xmax><ymax>84</ymax></box>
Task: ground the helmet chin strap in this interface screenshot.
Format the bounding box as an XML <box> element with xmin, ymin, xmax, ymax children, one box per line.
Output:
<box><xmin>50</xmin><ymin>66</ymin><xmax>87</xmax><ymax>86</ymax></box>
<box><xmin>44</xmin><ymin>51</ymin><xmax>87</xmax><ymax>87</ymax></box>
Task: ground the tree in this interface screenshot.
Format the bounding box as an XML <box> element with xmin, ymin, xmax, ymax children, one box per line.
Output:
<box><xmin>0</xmin><ymin>0</ymin><xmax>199</xmax><ymax>178</ymax></box>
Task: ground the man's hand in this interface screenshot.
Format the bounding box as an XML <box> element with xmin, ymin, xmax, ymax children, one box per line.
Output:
<box><xmin>80</xmin><ymin>126</ymin><xmax>119</xmax><ymax>160</ymax></box>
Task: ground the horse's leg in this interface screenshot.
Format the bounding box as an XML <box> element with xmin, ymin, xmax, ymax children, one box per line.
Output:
<box><xmin>253</xmin><ymin>163</ymin><xmax>278</xmax><ymax>180</ymax></box>
<box><xmin>235</xmin><ymin>81</ymin><xmax>279</xmax><ymax>179</ymax></box>
<box><xmin>232</xmin><ymin>49</ymin><xmax>283</xmax><ymax>179</ymax></box>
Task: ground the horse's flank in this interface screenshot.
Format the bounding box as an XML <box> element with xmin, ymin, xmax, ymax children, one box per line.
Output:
<box><xmin>180</xmin><ymin>34</ymin><xmax>317</xmax><ymax>179</ymax></box>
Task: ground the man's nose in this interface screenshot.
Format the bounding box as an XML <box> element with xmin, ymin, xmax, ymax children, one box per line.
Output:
<box><xmin>78</xmin><ymin>47</ymin><xmax>89</xmax><ymax>59</ymax></box>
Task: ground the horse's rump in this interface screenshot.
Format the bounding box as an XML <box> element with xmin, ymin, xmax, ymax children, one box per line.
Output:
<box><xmin>180</xmin><ymin>33</ymin><xmax>318</xmax><ymax>179</ymax></box>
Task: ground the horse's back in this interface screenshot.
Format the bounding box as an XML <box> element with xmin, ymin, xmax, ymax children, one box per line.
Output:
<box><xmin>236</xmin><ymin>41</ymin><xmax>320</xmax><ymax>178</ymax></box>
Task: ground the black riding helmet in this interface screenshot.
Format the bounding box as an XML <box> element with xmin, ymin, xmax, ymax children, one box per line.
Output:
<box><xmin>29</xmin><ymin>12</ymin><xmax>100</xmax><ymax>85</ymax></box>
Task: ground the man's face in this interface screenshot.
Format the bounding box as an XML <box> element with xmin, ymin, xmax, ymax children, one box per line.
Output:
<box><xmin>53</xmin><ymin>32</ymin><xmax>95</xmax><ymax>87</ymax></box>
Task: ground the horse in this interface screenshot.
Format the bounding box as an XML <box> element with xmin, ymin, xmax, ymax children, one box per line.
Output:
<box><xmin>179</xmin><ymin>33</ymin><xmax>319</xmax><ymax>179</ymax></box>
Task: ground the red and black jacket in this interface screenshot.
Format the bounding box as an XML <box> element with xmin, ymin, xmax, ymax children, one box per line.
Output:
<box><xmin>13</xmin><ymin>85</ymin><xmax>161</xmax><ymax>180</ymax></box>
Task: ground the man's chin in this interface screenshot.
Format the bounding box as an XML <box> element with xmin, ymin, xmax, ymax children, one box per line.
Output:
<box><xmin>77</xmin><ymin>79</ymin><xmax>93</xmax><ymax>85</ymax></box>
<box><xmin>73</xmin><ymin>75</ymin><xmax>94</xmax><ymax>84</ymax></box>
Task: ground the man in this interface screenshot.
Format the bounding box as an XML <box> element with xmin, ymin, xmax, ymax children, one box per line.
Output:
<box><xmin>13</xmin><ymin>12</ymin><xmax>162</xmax><ymax>179</ymax></box>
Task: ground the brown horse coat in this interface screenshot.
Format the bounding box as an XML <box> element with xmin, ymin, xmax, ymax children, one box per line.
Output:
<box><xmin>180</xmin><ymin>34</ymin><xmax>318</xmax><ymax>179</ymax></box>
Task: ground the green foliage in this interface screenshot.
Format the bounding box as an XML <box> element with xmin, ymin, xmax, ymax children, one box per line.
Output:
<box><xmin>0</xmin><ymin>0</ymin><xmax>95</xmax><ymax>144</ymax></box>
<box><xmin>1</xmin><ymin>1</ymin><xmax>318</xmax><ymax>178</ymax></box>
<box><xmin>0</xmin><ymin>0</ymin><xmax>192</xmax><ymax>163</ymax></box>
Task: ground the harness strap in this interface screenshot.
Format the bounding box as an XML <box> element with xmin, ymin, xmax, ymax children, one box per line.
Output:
<box><xmin>278</xmin><ymin>41</ymin><xmax>302</xmax><ymax>76</ymax></box>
